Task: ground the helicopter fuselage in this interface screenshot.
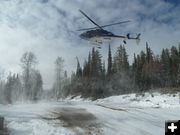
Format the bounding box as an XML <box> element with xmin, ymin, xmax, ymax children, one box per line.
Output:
<box><xmin>79</xmin><ymin>29</ymin><xmax>132</xmax><ymax>44</ymax></box>
<box><xmin>80</xmin><ymin>29</ymin><xmax>116</xmax><ymax>43</ymax></box>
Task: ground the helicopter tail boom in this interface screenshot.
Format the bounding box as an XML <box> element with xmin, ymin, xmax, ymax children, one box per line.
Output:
<box><xmin>101</xmin><ymin>33</ymin><xmax>141</xmax><ymax>44</ymax></box>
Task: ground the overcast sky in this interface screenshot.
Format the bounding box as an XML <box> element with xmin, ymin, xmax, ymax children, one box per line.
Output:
<box><xmin>0</xmin><ymin>0</ymin><xmax>179</xmax><ymax>89</ymax></box>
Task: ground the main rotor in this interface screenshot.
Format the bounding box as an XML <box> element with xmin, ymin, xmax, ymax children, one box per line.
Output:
<box><xmin>77</xmin><ymin>9</ymin><xmax>131</xmax><ymax>31</ymax></box>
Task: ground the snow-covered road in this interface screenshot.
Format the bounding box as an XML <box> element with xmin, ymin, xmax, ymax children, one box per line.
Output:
<box><xmin>0</xmin><ymin>92</ymin><xmax>179</xmax><ymax>135</ymax></box>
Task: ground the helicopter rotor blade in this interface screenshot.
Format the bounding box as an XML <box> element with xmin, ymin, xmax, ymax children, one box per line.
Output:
<box><xmin>100</xmin><ymin>20</ymin><xmax>131</xmax><ymax>28</ymax></box>
<box><xmin>77</xmin><ymin>20</ymin><xmax>131</xmax><ymax>31</ymax></box>
<box><xmin>79</xmin><ymin>9</ymin><xmax>103</xmax><ymax>30</ymax></box>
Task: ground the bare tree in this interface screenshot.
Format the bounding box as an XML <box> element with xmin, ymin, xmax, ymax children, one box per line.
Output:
<box><xmin>54</xmin><ymin>56</ymin><xmax>65</xmax><ymax>99</ymax></box>
<box><xmin>20</xmin><ymin>52</ymin><xmax>37</xmax><ymax>100</ymax></box>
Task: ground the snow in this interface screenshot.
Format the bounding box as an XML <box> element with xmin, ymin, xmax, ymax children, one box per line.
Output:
<box><xmin>0</xmin><ymin>92</ymin><xmax>180</xmax><ymax>135</ymax></box>
<box><xmin>0</xmin><ymin>103</ymin><xmax>75</xmax><ymax>135</ymax></box>
<box><xmin>94</xmin><ymin>92</ymin><xmax>180</xmax><ymax>108</ymax></box>
<box><xmin>8</xmin><ymin>119</ymin><xmax>74</xmax><ymax>135</ymax></box>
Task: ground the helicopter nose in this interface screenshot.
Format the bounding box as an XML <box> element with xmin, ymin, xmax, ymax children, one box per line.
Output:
<box><xmin>80</xmin><ymin>33</ymin><xmax>84</xmax><ymax>39</ymax></box>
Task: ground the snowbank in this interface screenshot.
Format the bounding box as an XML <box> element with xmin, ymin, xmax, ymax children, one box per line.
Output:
<box><xmin>95</xmin><ymin>92</ymin><xmax>180</xmax><ymax>108</ymax></box>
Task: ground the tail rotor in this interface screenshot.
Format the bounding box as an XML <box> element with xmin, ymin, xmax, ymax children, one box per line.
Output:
<box><xmin>136</xmin><ymin>33</ymin><xmax>141</xmax><ymax>44</ymax></box>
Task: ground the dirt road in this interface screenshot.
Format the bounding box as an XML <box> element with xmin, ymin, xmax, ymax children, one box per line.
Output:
<box><xmin>45</xmin><ymin>107</ymin><xmax>103</xmax><ymax>135</ymax></box>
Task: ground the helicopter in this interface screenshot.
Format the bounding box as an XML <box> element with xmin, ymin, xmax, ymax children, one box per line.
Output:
<box><xmin>78</xmin><ymin>10</ymin><xmax>141</xmax><ymax>47</ymax></box>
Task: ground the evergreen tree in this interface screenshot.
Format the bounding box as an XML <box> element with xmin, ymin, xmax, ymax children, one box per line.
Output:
<box><xmin>151</xmin><ymin>55</ymin><xmax>162</xmax><ymax>88</ymax></box>
<box><xmin>64</xmin><ymin>71</ymin><xmax>68</xmax><ymax>78</ymax></box>
<box><xmin>4</xmin><ymin>73</ymin><xmax>22</xmax><ymax>103</ymax></box>
<box><xmin>11</xmin><ymin>74</ymin><xmax>22</xmax><ymax>102</ymax></box>
<box><xmin>4</xmin><ymin>73</ymin><xmax>13</xmax><ymax>103</ymax></box>
<box><xmin>160</xmin><ymin>49</ymin><xmax>170</xmax><ymax>87</ymax></box>
<box><xmin>83</xmin><ymin>60</ymin><xmax>88</xmax><ymax>77</ymax></box>
<box><xmin>95</xmin><ymin>49</ymin><xmax>103</xmax><ymax>76</ymax></box>
<box><xmin>177</xmin><ymin>65</ymin><xmax>180</xmax><ymax>87</ymax></box>
<box><xmin>169</xmin><ymin>46</ymin><xmax>179</xmax><ymax>86</ymax></box>
<box><xmin>144</xmin><ymin>43</ymin><xmax>154</xmax><ymax>89</ymax></box>
<box><xmin>122</xmin><ymin>46</ymin><xmax>129</xmax><ymax>71</ymax></box>
<box><xmin>107</xmin><ymin>44</ymin><xmax>113</xmax><ymax>75</ymax></box>
<box><xmin>91</xmin><ymin>48</ymin><xmax>102</xmax><ymax>77</ymax></box>
<box><xmin>82</xmin><ymin>53</ymin><xmax>92</xmax><ymax>78</ymax></box>
<box><xmin>179</xmin><ymin>44</ymin><xmax>180</xmax><ymax>53</ymax></box>
<box><xmin>76</xmin><ymin>57</ymin><xmax>82</xmax><ymax>78</ymax></box>
<box><xmin>138</xmin><ymin>52</ymin><xmax>146</xmax><ymax>90</ymax></box>
<box><xmin>113</xmin><ymin>45</ymin><xmax>129</xmax><ymax>73</ymax></box>
<box><xmin>31</xmin><ymin>70</ymin><xmax>43</xmax><ymax>101</ymax></box>
<box><xmin>146</xmin><ymin>42</ymin><xmax>153</xmax><ymax>63</ymax></box>
<box><xmin>102</xmin><ymin>61</ymin><xmax>106</xmax><ymax>79</ymax></box>
<box><xmin>132</xmin><ymin>54</ymin><xmax>138</xmax><ymax>89</ymax></box>
<box><xmin>91</xmin><ymin>48</ymin><xmax>96</xmax><ymax>77</ymax></box>
<box><xmin>132</xmin><ymin>54</ymin><xmax>137</xmax><ymax>76</ymax></box>
<box><xmin>87</xmin><ymin>52</ymin><xmax>92</xmax><ymax>77</ymax></box>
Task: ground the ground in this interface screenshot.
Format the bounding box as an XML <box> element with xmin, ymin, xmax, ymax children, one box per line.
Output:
<box><xmin>0</xmin><ymin>92</ymin><xmax>179</xmax><ymax>135</ymax></box>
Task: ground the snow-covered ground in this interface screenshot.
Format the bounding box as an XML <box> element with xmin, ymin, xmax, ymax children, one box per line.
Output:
<box><xmin>0</xmin><ymin>92</ymin><xmax>180</xmax><ymax>135</ymax></box>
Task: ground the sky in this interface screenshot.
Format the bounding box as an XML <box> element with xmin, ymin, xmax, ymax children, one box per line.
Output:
<box><xmin>0</xmin><ymin>0</ymin><xmax>179</xmax><ymax>89</ymax></box>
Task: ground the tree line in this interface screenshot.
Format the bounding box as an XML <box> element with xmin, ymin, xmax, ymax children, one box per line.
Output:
<box><xmin>0</xmin><ymin>43</ymin><xmax>180</xmax><ymax>103</ymax></box>
<box><xmin>0</xmin><ymin>52</ymin><xmax>43</xmax><ymax>104</ymax></box>
<box><xmin>64</xmin><ymin>43</ymin><xmax>180</xmax><ymax>99</ymax></box>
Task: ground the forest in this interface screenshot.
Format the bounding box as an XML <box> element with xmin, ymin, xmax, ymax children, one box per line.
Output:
<box><xmin>67</xmin><ymin>42</ymin><xmax>180</xmax><ymax>99</ymax></box>
<box><xmin>0</xmin><ymin>42</ymin><xmax>180</xmax><ymax>103</ymax></box>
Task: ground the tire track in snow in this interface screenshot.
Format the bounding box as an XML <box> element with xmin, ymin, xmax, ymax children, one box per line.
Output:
<box><xmin>94</xmin><ymin>104</ymin><xmax>163</xmax><ymax>130</ymax></box>
<box><xmin>42</xmin><ymin>107</ymin><xmax>103</xmax><ymax>135</ymax></box>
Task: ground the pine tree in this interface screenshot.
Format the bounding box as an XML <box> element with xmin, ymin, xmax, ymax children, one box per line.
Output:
<box><xmin>146</xmin><ymin>42</ymin><xmax>153</xmax><ymax>63</ymax></box>
<box><xmin>29</xmin><ymin>70</ymin><xmax>43</xmax><ymax>101</ymax></box>
<box><xmin>113</xmin><ymin>45</ymin><xmax>129</xmax><ymax>73</ymax></box>
<box><xmin>132</xmin><ymin>54</ymin><xmax>138</xmax><ymax>88</ymax></box>
<box><xmin>64</xmin><ymin>71</ymin><xmax>68</xmax><ymax>78</ymax></box>
<box><xmin>122</xmin><ymin>46</ymin><xmax>129</xmax><ymax>71</ymax></box>
<box><xmin>102</xmin><ymin>61</ymin><xmax>106</xmax><ymax>79</ymax></box>
<box><xmin>82</xmin><ymin>52</ymin><xmax>91</xmax><ymax>78</ymax></box>
<box><xmin>107</xmin><ymin>44</ymin><xmax>112</xmax><ymax>75</ymax></box>
<box><xmin>95</xmin><ymin>50</ymin><xmax>102</xmax><ymax>76</ymax></box>
<box><xmin>113</xmin><ymin>45</ymin><xmax>123</xmax><ymax>73</ymax></box>
<box><xmin>132</xmin><ymin>54</ymin><xmax>137</xmax><ymax>71</ymax></box>
<box><xmin>132</xmin><ymin>51</ymin><xmax>147</xmax><ymax>90</ymax></box>
<box><xmin>76</xmin><ymin>57</ymin><xmax>82</xmax><ymax>78</ymax></box>
<box><xmin>4</xmin><ymin>73</ymin><xmax>13</xmax><ymax>103</ymax></box>
<box><xmin>11</xmin><ymin>74</ymin><xmax>22</xmax><ymax>102</ymax></box>
<box><xmin>138</xmin><ymin>51</ymin><xmax>146</xmax><ymax>90</ymax></box>
<box><xmin>177</xmin><ymin>65</ymin><xmax>180</xmax><ymax>87</ymax></box>
<box><xmin>91</xmin><ymin>48</ymin><xmax>102</xmax><ymax>77</ymax></box>
<box><xmin>178</xmin><ymin>44</ymin><xmax>180</xmax><ymax>87</ymax></box>
<box><xmin>169</xmin><ymin>46</ymin><xmax>179</xmax><ymax>86</ymax></box>
<box><xmin>151</xmin><ymin>55</ymin><xmax>162</xmax><ymax>88</ymax></box>
<box><xmin>83</xmin><ymin>60</ymin><xmax>88</xmax><ymax>77</ymax></box>
<box><xmin>143</xmin><ymin>43</ymin><xmax>154</xmax><ymax>89</ymax></box>
<box><xmin>91</xmin><ymin>48</ymin><xmax>96</xmax><ymax>77</ymax></box>
<box><xmin>178</xmin><ymin>44</ymin><xmax>180</xmax><ymax>57</ymax></box>
<box><xmin>160</xmin><ymin>49</ymin><xmax>170</xmax><ymax>87</ymax></box>
<box><xmin>87</xmin><ymin>52</ymin><xmax>92</xmax><ymax>77</ymax></box>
